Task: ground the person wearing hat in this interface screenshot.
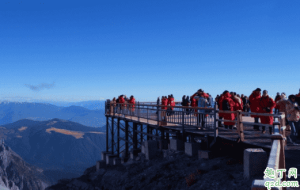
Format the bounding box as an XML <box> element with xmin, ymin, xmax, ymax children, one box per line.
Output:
<box><xmin>249</xmin><ymin>88</ymin><xmax>262</xmax><ymax>130</ymax></box>
<box><xmin>259</xmin><ymin>90</ymin><xmax>276</xmax><ymax>134</ymax></box>
<box><xmin>274</xmin><ymin>92</ymin><xmax>281</xmax><ymax>114</ymax></box>
<box><xmin>286</xmin><ymin>95</ymin><xmax>300</xmax><ymax>145</ymax></box>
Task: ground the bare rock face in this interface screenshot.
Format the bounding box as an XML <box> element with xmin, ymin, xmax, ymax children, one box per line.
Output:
<box><xmin>46</xmin><ymin>149</ymin><xmax>255</xmax><ymax>190</ymax></box>
<box><xmin>0</xmin><ymin>142</ymin><xmax>50</xmax><ymax>190</ymax></box>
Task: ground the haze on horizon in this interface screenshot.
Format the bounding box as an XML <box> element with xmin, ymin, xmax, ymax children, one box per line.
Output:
<box><xmin>1</xmin><ymin>0</ymin><xmax>300</xmax><ymax>102</ymax></box>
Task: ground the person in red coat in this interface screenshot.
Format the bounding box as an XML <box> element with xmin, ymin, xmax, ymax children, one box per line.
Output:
<box><xmin>190</xmin><ymin>96</ymin><xmax>197</xmax><ymax>116</ymax></box>
<box><xmin>118</xmin><ymin>95</ymin><xmax>126</xmax><ymax>113</ymax></box>
<box><xmin>128</xmin><ymin>95</ymin><xmax>135</xmax><ymax>114</ymax></box>
<box><xmin>221</xmin><ymin>92</ymin><xmax>236</xmax><ymax>129</ymax></box>
<box><xmin>259</xmin><ymin>90</ymin><xmax>276</xmax><ymax>134</ymax></box>
<box><xmin>161</xmin><ymin>96</ymin><xmax>168</xmax><ymax>120</ymax></box>
<box><xmin>249</xmin><ymin>88</ymin><xmax>262</xmax><ymax>130</ymax></box>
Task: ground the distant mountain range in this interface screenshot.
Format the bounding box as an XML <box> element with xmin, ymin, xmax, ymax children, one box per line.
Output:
<box><xmin>16</xmin><ymin>100</ymin><xmax>107</xmax><ymax>110</ymax></box>
<box><xmin>0</xmin><ymin>142</ymin><xmax>50</xmax><ymax>190</ymax></box>
<box><xmin>0</xmin><ymin>102</ymin><xmax>106</xmax><ymax>127</ymax></box>
<box><xmin>0</xmin><ymin>119</ymin><xmax>106</xmax><ymax>184</ymax></box>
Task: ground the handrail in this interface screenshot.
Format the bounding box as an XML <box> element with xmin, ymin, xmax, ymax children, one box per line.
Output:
<box><xmin>251</xmin><ymin>122</ymin><xmax>286</xmax><ymax>190</ymax></box>
<box><xmin>105</xmin><ymin>100</ymin><xmax>286</xmax><ymax>143</ymax></box>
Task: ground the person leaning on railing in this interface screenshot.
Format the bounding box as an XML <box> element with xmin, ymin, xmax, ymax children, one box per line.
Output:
<box><xmin>258</xmin><ymin>90</ymin><xmax>276</xmax><ymax>134</ymax></box>
<box><xmin>286</xmin><ymin>95</ymin><xmax>300</xmax><ymax>145</ymax></box>
<box><xmin>249</xmin><ymin>88</ymin><xmax>262</xmax><ymax>131</ymax></box>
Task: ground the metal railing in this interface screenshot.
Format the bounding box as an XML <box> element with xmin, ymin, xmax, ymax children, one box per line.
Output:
<box><xmin>251</xmin><ymin>115</ymin><xmax>287</xmax><ymax>190</ymax></box>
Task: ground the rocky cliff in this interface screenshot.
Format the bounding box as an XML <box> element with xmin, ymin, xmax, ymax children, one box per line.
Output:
<box><xmin>46</xmin><ymin>148</ymin><xmax>254</xmax><ymax>190</ymax></box>
<box><xmin>0</xmin><ymin>142</ymin><xmax>50</xmax><ymax>190</ymax></box>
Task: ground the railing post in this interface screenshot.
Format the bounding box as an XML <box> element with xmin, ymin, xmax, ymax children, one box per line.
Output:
<box><xmin>138</xmin><ymin>102</ymin><xmax>140</xmax><ymax>122</ymax></box>
<box><xmin>237</xmin><ymin>110</ymin><xmax>245</xmax><ymax>141</ymax></box>
<box><xmin>117</xmin><ymin>118</ymin><xmax>120</xmax><ymax>156</ymax></box>
<box><xmin>106</xmin><ymin>116</ymin><xmax>109</xmax><ymax>152</ymax></box>
<box><xmin>157</xmin><ymin>104</ymin><xmax>160</xmax><ymax>126</ymax></box>
<box><xmin>182</xmin><ymin>110</ymin><xmax>185</xmax><ymax>141</ymax></box>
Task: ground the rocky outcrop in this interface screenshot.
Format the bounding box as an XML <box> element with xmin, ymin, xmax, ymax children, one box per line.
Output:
<box><xmin>0</xmin><ymin>142</ymin><xmax>50</xmax><ymax>190</ymax></box>
<box><xmin>46</xmin><ymin>149</ymin><xmax>254</xmax><ymax>190</ymax></box>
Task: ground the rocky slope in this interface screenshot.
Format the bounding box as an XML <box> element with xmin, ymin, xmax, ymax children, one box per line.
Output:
<box><xmin>46</xmin><ymin>147</ymin><xmax>256</xmax><ymax>190</ymax></box>
<box><xmin>0</xmin><ymin>142</ymin><xmax>50</xmax><ymax>190</ymax></box>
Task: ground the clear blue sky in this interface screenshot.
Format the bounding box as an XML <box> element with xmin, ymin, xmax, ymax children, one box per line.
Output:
<box><xmin>1</xmin><ymin>0</ymin><xmax>300</xmax><ymax>102</ymax></box>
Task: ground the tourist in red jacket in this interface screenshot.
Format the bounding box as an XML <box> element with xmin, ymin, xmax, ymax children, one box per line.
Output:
<box><xmin>128</xmin><ymin>95</ymin><xmax>135</xmax><ymax>113</ymax></box>
<box><xmin>221</xmin><ymin>92</ymin><xmax>236</xmax><ymax>129</ymax></box>
<box><xmin>249</xmin><ymin>88</ymin><xmax>262</xmax><ymax>130</ymax></box>
<box><xmin>118</xmin><ymin>95</ymin><xmax>126</xmax><ymax>113</ymax></box>
<box><xmin>168</xmin><ymin>94</ymin><xmax>175</xmax><ymax>111</ymax></box>
<box><xmin>191</xmin><ymin>96</ymin><xmax>197</xmax><ymax>116</ymax></box>
<box><xmin>259</xmin><ymin>90</ymin><xmax>276</xmax><ymax>134</ymax></box>
<box><xmin>161</xmin><ymin>96</ymin><xmax>168</xmax><ymax>120</ymax></box>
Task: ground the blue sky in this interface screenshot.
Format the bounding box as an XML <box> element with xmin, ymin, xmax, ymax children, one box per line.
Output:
<box><xmin>1</xmin><ymin>0</ymin><xmax>300</xmax><ymax>102</ymax></box>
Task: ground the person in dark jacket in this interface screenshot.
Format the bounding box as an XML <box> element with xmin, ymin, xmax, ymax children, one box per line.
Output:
<box><xmin>274</xmin><ymin>92</ymin><xmax>281</xmax><ymax>114</ymax></box>
<box><xmin>249</xmin><ymin>88</ymin><xmax>262</xmax><ymax>130</ymax></box>
<box><xmin>186</xmin><ymin>95</ymin><xmax>191</xmax><ymax>115</ymax></box>
<box><xmin>181</xmin><ymin>95</ymin><xmax>186</xmax><ymax>106</ymax></box>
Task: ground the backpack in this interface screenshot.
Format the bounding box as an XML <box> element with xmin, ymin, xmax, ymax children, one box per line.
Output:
<box><xmin>222</xmin><ymin>99</ymin><xmax>231</xmax><ymax>111</ymax></box>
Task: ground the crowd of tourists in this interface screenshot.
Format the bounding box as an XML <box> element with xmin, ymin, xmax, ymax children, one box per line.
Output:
<box><xmin>110</xmin><ymin>88</ymin><xmax>300</xmax><ymax>145</ymax></box>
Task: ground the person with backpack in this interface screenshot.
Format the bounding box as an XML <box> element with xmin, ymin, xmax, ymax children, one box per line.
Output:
<box><xmin>259</xmin><ymin>90</ymin><xmax>276</xmax><ymax>134</ymax></box>
<box><xmin>249</xmin><ymin>88</ymin><xmax>262</xmax><ymax>130</ymax></box>
<box><xmin>167</xmin><ymin>95</ymin><xmax>175</xmax><ymax>116</ymax></box>
<box><xmin>221</xmin><ymin>91</ymin><xmax>236</xmax><ymax>129</ymax></box>
<box><xmin>194</xmin><ymin>89</ymin><xmax>210</xmax><ymax>128</ymax></box>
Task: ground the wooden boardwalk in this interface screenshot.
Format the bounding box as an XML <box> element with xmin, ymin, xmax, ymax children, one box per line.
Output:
<box><xmin>109</xmin><ymin>113</ymin><xmax>296</xmax><ymax>150</ymax></box>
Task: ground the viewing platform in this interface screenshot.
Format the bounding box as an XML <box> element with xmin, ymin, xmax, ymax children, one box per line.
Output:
<box><xmin>103</xmin><ymin>100</ymin><xmax>297</xmax><ymax>190</ymax></box>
